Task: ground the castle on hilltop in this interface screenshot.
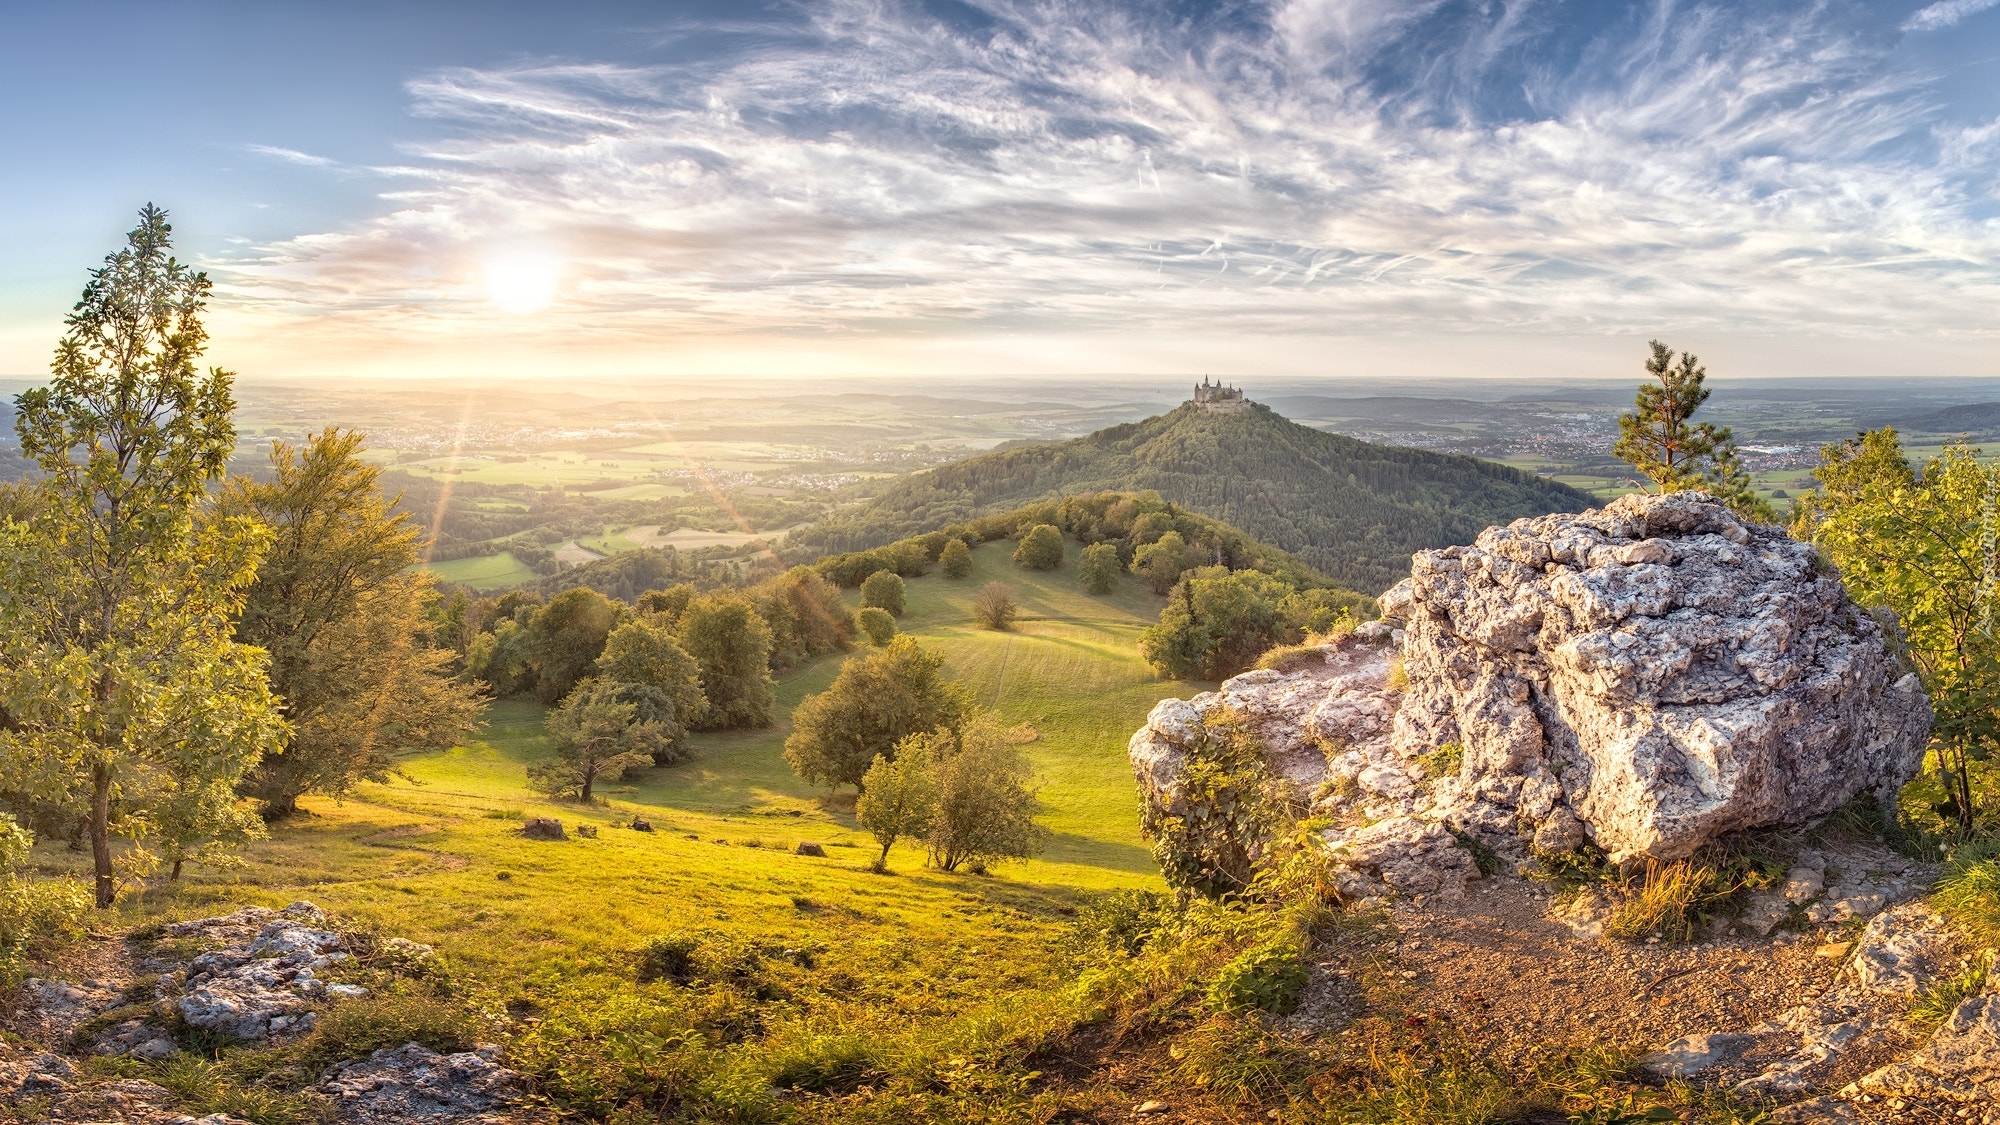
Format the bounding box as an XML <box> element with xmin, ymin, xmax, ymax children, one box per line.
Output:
<box><xmin>1192</xmin><ymin>377</ymin><xmax>1248</xmax><ymax>413</ymax></box>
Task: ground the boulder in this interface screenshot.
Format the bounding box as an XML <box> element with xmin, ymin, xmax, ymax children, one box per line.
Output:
<box><xmin>794</xmin><ymin>842</ymin><xmax>827</xmax><ymax>857</ymax></box>
<box><xmin>316</xmin><ymin>1042</ymin><xmax>546</xmax><ymax>1123</ymax></box>
<box><xmin>1389</xmin><ymin>492</ymin><xmax>1929</xmax><ymax>861</ymax></box>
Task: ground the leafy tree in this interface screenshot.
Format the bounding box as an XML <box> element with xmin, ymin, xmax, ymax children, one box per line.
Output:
<box><xmin>939</xmin><ymin>537</ymin><xmax>973</xmax><ymax>579</ymax></box>
<box><xmin>1794</xmin><ymin>430</ymin><xmax>2000</xmax><ymax>831</ymax></box>
<box><xmin>635</xmin><ymin>584</ymin><xmax>695</xmax><ymax>626</ymax></box>
<box><xmin>755</xmin><ymin>568</ymin><xmax>853</xmax><ymax>669</ymax></box>
<box><xmin>1013</xmin><ymin>524</ymin><xmax>1064</xmax><ymax>570</ymax></box>
<box><xmin>1133</xmin><ymin>531</ymin><xmax>1203</xmax><ymax>595</ymax></box>
<box><xmin>856</xmin><ymin>606</ymin><xmax>897</xmax><ymax>646</ymax></box>
<box><xmin>855</xmin><ymin>744</ymin><xmax>936</xmax><ymax>872</ymax></box>
<box><xmin>860</xmin><ymin>570</ymin><xmax>907</xmax><ymax>616</ymax></box>
<box><xmin>972</xmin><ymin>581</ymin><xmax>1019</xmax><ymax>630</ymax></box>
<box><xmin>0</xmin><ymin>205</ymin><xmax>284</xmax><ymax>907</ymax></box>
<box><xmin>1079</xmin><ymin>542</ymin><xmax>1121</xmax><ymax>594</ymax></box>
<box><xmin>524</xmin><ymin>588</ymin><xmax>626</xmax><ymax>704</ymax></box>
<box><xmin>222</xmin><ymin>429</ymin><xmax>483</xmax><ymax>817</ymax></box>
<box><xmin>594</xmin><ymin>618</ymin><xmax>707</xmax><ymax>762</ymax></box>
<box><xmin>920</xmin><ymin>719</ymin><xmax>1045</xmax><ymax>873</ymax></box>
<box><xmin>1140</xmin><ymin>567</ymin><xmax>1296</xmax><ymax>681</ymax></box>
<box><xmin>783</xmin><ymin>637</ymin><xmax>974</xmax><ymax>791</ymax></box>
<box><xmin>677</xmin><ymin>593</ymin><xmax>775</xmax><ymax>729</ymax></box>
<box><xmin>529</xmin><ymin>680</ymin><xmax>664</xmax><ymax>802</ymax></box>
<box><xmin>1613</xmin><ymin>340</ymin><xmax>1770</xmax><ymax>521</ymax></box>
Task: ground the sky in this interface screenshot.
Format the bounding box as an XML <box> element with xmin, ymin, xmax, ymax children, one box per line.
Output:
<box><xmin>2</xmin><ymin>0</ymin><xmax>1998</xmax><ymax>383</ymax></box>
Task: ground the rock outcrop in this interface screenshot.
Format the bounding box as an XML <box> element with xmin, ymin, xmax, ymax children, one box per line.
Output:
<box><xmin>1127</xmin><ymin>492</ymin><xmax>1933</xmax><ymax>900</ymax></box>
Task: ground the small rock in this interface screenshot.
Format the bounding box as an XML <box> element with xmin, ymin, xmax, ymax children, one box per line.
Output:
<box><xmin>1639</xmin><ymin>1032</ymin><xmax>1758</xmax><ymax>1079</ymax></box>
<box><xmin>575</xmin><ymin>824</ymin><xmax>598</xmax><ymax>838</ymax></box>
<box><xmin>1816</xmin><ymin>942</ymin><xmax>1854</xmax><ymax>960</ymax></box>
<box><xmin>794</xmin><ymin>842</ymin><xmax>827</xmax><ymax>857</ymax></box>
<box><xmin>522</xmin><ymin>818</ymin><xmax>566</xmax><ymax>841</ymax></box>
<box><xmin>326</xmin><ymin>983</ymin><xmax>370</xmax><ymax>999</ymax></box>
<box><xmin>1133</xmin><ymin>1101</ymin><xmax>1169</xmax><ymax>1116</ymax></box>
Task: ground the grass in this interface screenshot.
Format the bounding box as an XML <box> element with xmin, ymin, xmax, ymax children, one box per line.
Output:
<box><xmin>422</xmin><ymin>551</ymin><xmax>540</xmax><ymax>590</ymax></box>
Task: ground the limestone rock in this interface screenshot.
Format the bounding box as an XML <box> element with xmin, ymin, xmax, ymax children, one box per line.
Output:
<box><xmin>15</xmin><ymin>977</ymin><xmax>120</xmax><ymax>1039</ymax></box>
<box><xmin>317</xmin><ymin>1042</ymin><xmax>546</xmax><ymax>1124</ymax></box>
<box><xmin>1390</xmin><ymin>492</ymin><xmax>1929</xmax><ymax>861</ymax></box>
<box><xmin>1851</xmin><ymin>990</ymin><xmax>2000</xmax><ymax>1102</ymax></box>
<box><xmin>1850</xmin><ymin>902</ymin><xmax>1954</xmax><ymax>995</ymax></box>
<box><xmin>1326</xmin><ymin>816</ymin><xmax>1476</xmax><ymax>901</ymax></box>
<box><xmin>175</xmin><ymin>905</ymin><xmax>347</xmax><ymax>1041</ymax></box>
<box><xmin>1638</xmin><ymin>1031</ymin><xmax>1758</xmax><ymax>1080</ymax></box>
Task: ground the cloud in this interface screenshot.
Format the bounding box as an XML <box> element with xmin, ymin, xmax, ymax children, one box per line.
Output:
<box><xmin>243</xmin><ymin>144</ymin><xmax>340</xmax><ymax>168</ymax></box>
<box><xmin>207</xmin><ymin>0</ymin><xmax>2000</xmax><ymax>372</ymax></box>
<box><xmin>1903</xmin><ymin>0</ymin><xmax>2000</xmax><ymax>32</ymax></box>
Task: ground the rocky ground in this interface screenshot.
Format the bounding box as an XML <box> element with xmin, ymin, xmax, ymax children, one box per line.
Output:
<box><xmin>0</xmin><ymin>902</ymin><xmax>547</xmax><ymax>1124</ymax></box>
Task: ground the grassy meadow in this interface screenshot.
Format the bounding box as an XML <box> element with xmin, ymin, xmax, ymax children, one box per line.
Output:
<box><xmin>28</xmin><ymin>537</ymin><xmax>1207</xmax><ymax>1119</ymax></box>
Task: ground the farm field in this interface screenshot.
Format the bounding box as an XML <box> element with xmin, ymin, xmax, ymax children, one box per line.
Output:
<box><xmin>71</xmin><ymin>537</ymin><xmax>1195</xmax><ymax>1034</ymax></box>
<box><xmin>422</xmin><ymin>551</ymin><xmax>540</xmax><ymax>590</ymax></box>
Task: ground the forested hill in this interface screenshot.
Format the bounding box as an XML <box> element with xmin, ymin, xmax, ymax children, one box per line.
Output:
<box><xmin>788</xmin><ymin>401</ymin><xmax>1592</xmax><ymax>592</ymax></box>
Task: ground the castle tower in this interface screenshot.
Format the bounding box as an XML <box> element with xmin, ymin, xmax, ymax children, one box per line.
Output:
<box><xmin>1191</xmin><ymin>376</ymin><xmax>1248</xmax><ymax>413</ymax></box>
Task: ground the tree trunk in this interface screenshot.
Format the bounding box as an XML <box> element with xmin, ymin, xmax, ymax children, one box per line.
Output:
<box><xmin>90</xmin><ymin>762</ymin><xmax>113</xmax><ymax>908</ymax></box>
<box><xmin>171</xmin><ymin>857</ymin><xmax>183</xmax><ymax>880</ymax></box>
<box><xmin>580</xmin><ymin>764</ymin><xmax>595</xmax><ymax>804</ymax></box>
<box><xmin>875</xmin><ymin>840</ymin><xmax>892</xmax><ymax>871</ymax></box>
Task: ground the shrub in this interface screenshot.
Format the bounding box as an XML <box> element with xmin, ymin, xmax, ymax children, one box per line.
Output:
<box><xmin>1078</xmin><ymin>542</ymin><xmax>1121</xmax><ymax>594</ymax></box>
<box><xmin>1205</xmin><ymin>936</ymin><xmax>1308</xmax><ymax>1015</ymax></box>
<box><xmin>1934</xmin><ymin>841</ymin><xmax>2000</xmax><ymax>946</ymax></box>
<box><xmin>1140</xmin><ymin>712</ymin><xmax>1286</xmax><ymax>898</ymax></box>
<box><xmin>1012</xmin><ymin>525</ymin><xmax>1063</xmax><ymax>571</ymax></box>
<box><xmin>972</xmin><ymin>582</ymin><xmax>1018</xmax><ymax>630</ymax></box>
<box><xmin>784</xmin><ymin>638</ymin><xmax>974</xmax><ymax>791</ymax></box>
<box><xmin>0</xmin><ymin>876</ymin><xmax>90</xmax><ymax>983</ymax></box>
<box><xmin>939</xmin><ymin>538</ymin><xmax>973</xmax><ymax>579</ymax></box>
<box><xmin>859</xmin><ymin>570</ymin><xmax>907</xmax><ymax>617</ymax></box>
<box><xmin>298</xmin><ymin>987</ymin><xmax>486</xmax><ymax>1068</ymax></box>
<box><xmin>637</xmin><ymin>932</ymin><xmax>704</xmax><ymax>983</ymax></box>
<box><xmin>923</xmin><ymin>720</ymin><xmax>1046</xmax><ymax>873</ymax></box>
<box><xmin>856</xmin><ymin>607</ymin><xmax>897</xmax><ymax>646</ymax></box>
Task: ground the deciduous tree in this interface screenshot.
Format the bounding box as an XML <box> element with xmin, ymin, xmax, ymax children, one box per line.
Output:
<box><xmin>677</xmin><ymin>593</ymin><xmax>775</xmax><ymax>729</ymax></box>
<box><xmin>1133</xmin><ymin>531</ymin><xmax>1202</xmax><ymax>595</ymax></box>
<box><xmin>939</xmin><ymin>538</ymin><xmax>973</xmax><ymax>579</ymax></box>
<box><xmin>1013</xmin><ymin>524</ymin><xmax>1064</xmax><ymax>570</ymax></box>
<box><xmin>525</xmin><ymin>588</ymin><xmax>626</xmax><ymax>705</ymax></box>
<box><xmin>529</xmin><ymin>680</ymin><xmax>663</xmax><ymax>802</ymax></box>
<box><xmin>860</xmin><ymin>569</ymin><xmax>906</xmax><ymax>616</ymax></box>
<box><xmin>594</xmin><ymin>617</ymin><xmax>707</xmax><ymax>762</ymax></box>
<box><xmin>1079</xmin><ymin>542</ymin><xmax>1121</xmax><ymax>594</ymax></box>
<box><xmin>856</xmin><ymin>606</ymin><xmax>896</xmax><ymax>646</ymax></box>
<box><xmin>921</xmin><ymin>719</ymin><xmax>1044</xmax><ymax>873</ymax></box>
<box><xmin>0</xmin><ymin>205</ymin><xmax>283</xmax><ymax>906</ymax></box>
<box><xmin>222</xmin><ymin>429</ymin><xmax>483</xmax><ymax>817</ymax></box>
<box><xmin>972</xmin><ymin>581</ymin><xmax>1018</xmax><ymax>630</ymax></box>
<box><xmin>784</xmin><ymin>638</ymin><xmax>973</xmax><ymax>791</ymax></box>
<box><xmin>855</xmin><ymin>743</ymin><xmax>936</xmax><ymax>872</ymax></box>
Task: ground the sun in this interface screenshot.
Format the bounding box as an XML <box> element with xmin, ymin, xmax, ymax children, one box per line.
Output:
<box><xmin>482</xmin><ymin>249</ymin><xmax>562</xmax><ymax>314</ymax></box>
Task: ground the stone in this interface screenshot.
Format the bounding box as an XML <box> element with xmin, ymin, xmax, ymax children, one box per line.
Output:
<box><xmin>315</xmin><ymin>1042</ymin><xmax>545</xmax><ymax>1123</ymax></box>
<box><xmin>172</xmin><ymin>905</ymin><xmax>347</xmax><ymax>1041</ymax></box>
<box><xmin>1851</xmin><ymin>991</ymin><xmax>2000</xmax><ymax>1101</ymax></box>
<box><xmin>1389</xmin><ymin>492</ymin><xmax>1931</xmax><ymax>862</ymax></box>
<box><xmin>794</xmin><ymin>842</ymin><xmax>827</xmax><ymax>857</ymax></box>
<box><xmin>1133</xmin><ymin>1102</ymin><xmax>1169</xmax><ymax>1116</ymax></box>
<box><xmin>1849</xmin><ymin>903</ymin><xmax>1953</xmax><ymax>995</ymax></box>
<box><xmin>630</xmin><ymin>818</ymin><xmax>653</xmax><ymax>832</ymax></box>
<box><xmin>1326</xmin><ymin>816</ymin><xmax>1477</xmax><ymax>901</ymax></box>
<box><xmin>521</xmin><ymin>818</ymin><xmax>566</xmax><ymax>841</ymax></box>
<box><xmin>17</xmin><ymin>977</ymin><xmax>120</xmax><ymax>1038</ymax></box>
<box><xmin>1638</xmin><ymin>1032</ymin><xmax>1758</xmax><ymax>1079</ymax></box>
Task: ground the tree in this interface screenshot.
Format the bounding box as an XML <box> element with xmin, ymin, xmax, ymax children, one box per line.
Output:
<box><xmin>677</xmin><ymin>593</ymin><xmax>775</xmax><ymax>729</ymax></box>
<box><xmin>856</xmin><ymin>606</ymin><xmax>897</xmax><ymax>646</ymax></box>
<box><xmin>1794</xmin><ymin>431</ymin><xmax>2000</xmax><ymax>831</ymax></box>
<box><xmin>755</xmin><ymin>568</ymin><xmax>853</xmax><ymax>670</ymax></box>
<box><xmin>635</xmin><ymin>583</ymin><xmax>695</xmax><ymax>627</ymax></box>
<box><xmin>972</xmin><ymin>581</ymin><xmax>1019</xmax><ymax>630</ymax></box>
<box><xmin>854</xmin><ymin>744</ymin><xmax>936</xmax><ymax>872</ymax></box>
<box><xmin>594</xmin><ymin>617</ymin><xmax>707</xmax><ymax>762</ymax></box>
<box><xmin>784</xmin><ymin>637</ymin><xmax>974</xmax><ymax>791</ymax></box>
<box><xmin>1013</xmin><ymin>524</ymin><xmax>1064</xmax><ymax>570</ymax></box>
<box><xmin>1133</xmin><ymin>531</ymin><xmax>1202</xmax><ymax>595</ymax></box>
<box><xmin>1612</xmin><ymin>340</ymin><xmax>1771</xmax><ymax>521</ymax></box>
<box><xmin>1140</xmin><ymin>567</ymin><xmax>1296</xmax><ymax>681</ymax></box>
<box><xmin>222</xmin><ymin>430</ymin><xmax>483</xmax><ymax>817</ymax></box>
<box><xmin>1079</xmin><ymin>542</ymin><xmax>1122</xmax><ymax>594</ymax></box>
<box><xmin>940</xmin><ymin>538</ymin><xmax>973</xmax><ymax>579</ymax></box>
<box><xmin>524</xmin><ymin>588</ymin><xmax>626</xmax><ymax>704</ymax></box>
<box><xmin>529</xmin><ymin>680</ymin><xmax>664</xmax><ymax>802</ymax></box>
<box><xmin>860</xmin><ymin>570</ymin><xmax>907</xmax><ymax>616</ymax></box>
<box><xmin>0</xmin><ymin>205</ymin><xmax>284</xmax><ymax>907</ymax></box>
<box><xmin>921</xmin><ymin>719</ymin><xmax>1045</xmax><ymax>873</ymax></box>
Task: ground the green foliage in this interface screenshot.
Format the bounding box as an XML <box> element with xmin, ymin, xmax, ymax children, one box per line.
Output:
<box><xmin>971</xmin><ymin>581</ymin><xmax>1018</xmax><ymax>630</ymax></box>
<box><xmin>1933</xmin><ymin>841</ymin><xmax>2000</xmax><ymax>946</ymax></box>
<box><xmin>922</xmin><ymin>719</ymin><xmax>1047</xmax><ymax>873</ymax></box>
<box><xmin>224</xmin><ymin>428</ymin><xmax>483</xmax><ymax>817</ymax></box>
<box><xmin>788</xmin><ymin>404</ymin><xmax>1589</xmax><ymax>592</ymax></box>
<box><xmin>783</xmin><ymin>637</ymin><xmax>974</xmax><ymax>791</ymax></box>
<box><xmin>636</xmin><ymin>931</ymin><xmax>705</xmax><ymax>983</ymax></box>
<box><xmin>1909</xmin><ymin>950</ymin><xmax>1992</xmax><ymax>1027</ymax></box>
<box><xmin>529</xmin><ymin>681</ymin><xmax>664</xmax><ymax>802</ymax></box>
<box><xmin>1612</xmin><ymin>340</ymin><xmax>1772</xmax><ymax>521</ymax></box>
<box><xmin>676</xmin><ymin>593</ymin><xmax>775</xmax><ymax>730</ymax></box>
<box><xmin>753</xmin><ymin>567</ymin><xmax>854</xmax><ymax>671</ymax></box>
<box><xmin>1795</xmin><ymin>430</ymin><xmax>2000</xmax><ymax>832</ymax></box>
<box><xmin>0</xmin><ymin>204</ymin><xmax>283</xmax><ymax>906</ymax></box>
<box><xmin>0</xmin><ymin>874</ymin><xmax>91</xmax><ymax>983</ymax></box>
<box><xmin>1140</xmin><ymin>712</ymin><xmax>1287</xmax><ymax>898</ymax></box>
<box><xmin>855</xmin><ymin>606</ymin><xmax>897</xmax><ymax>646</ymax></box>
<box><xmin>1140</xmin><ymin>567</ymin><xmax>1295</xmax><ymax>680</ymax></box>
<box><xmin>859</xmin><ymin>569</ymin><xmax>907</xmax><ymax>616</ymax></box>
<box><xmin>855</xmin><ymin>744</ymin><xmax>936</xmax><ymax>871</ymax></box>
<box><xmin>1420</xmin><ymin>741</ymin><xmax>1465</xmax><ymax>780</ymax></box>
<box><xmin>1012</xmin><ymin>524</ymin><xmax>1064</xmax><ymax>570</ymax></box>
<box><xmin>939</xmin><ymin>537</ymin><xmax>973</xmax><ymax>579</ymax></box>
<box><xmin>595</xmin><ymin>616</ymin><xmax>707</xmax><ymax>762</ymax></box>
<box><xmin>1133</xmin><ymin>530</ymin><xmax>1203</xmax><ymax>595</ymax></box>
<box><xmin>1077</xmin><ymin>541</ymin><xmax>1121</xmax><ymax>594</ymax></box>
<box><xmin>1204</xmin><ymin>935</ymin><xmax>1308</xmax><ymax>1015</ymax></box>
<box><xmin>524</xmin><ymin>588</ymin><xmax>626</xmax><ymax>705</ymax></box>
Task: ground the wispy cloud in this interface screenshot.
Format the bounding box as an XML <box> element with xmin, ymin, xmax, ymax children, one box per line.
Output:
<box><xmin>243</xmin><ymin>144</ymin><xmax>340</xmax><ymax>168</ymax></box>
<box><xmin>209</xmin><ymin>0</ymin><xmax>2000</xmax><ymax>370</ymax></box>
<box><xmin>1904</xmin><ymin>0</ymin><xmax>2000</xmax><ymax>32</ymax></box>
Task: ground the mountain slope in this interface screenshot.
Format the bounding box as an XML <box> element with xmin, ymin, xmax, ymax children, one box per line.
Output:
<box><xmin>790</xmin><ymin>402</ymin><xmax>1591</xmax><ymax>592</ymax></box>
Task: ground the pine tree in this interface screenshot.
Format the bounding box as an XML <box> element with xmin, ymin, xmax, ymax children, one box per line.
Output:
<box><xmin>1612</xmin><ymin>341</ymin><xmax>1772</xmax><ymax>521</ymax></box>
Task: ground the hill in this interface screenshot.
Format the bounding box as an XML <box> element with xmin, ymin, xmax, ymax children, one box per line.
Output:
<box><xmin>1896</xmin><ymin>401</ymin><xmax>2000</xmax><ymax>433</ymax></box>
<box><xmin>787</xmin><ymin>401</ymin><xmax>1591</xmax><ymax>591</ymax></box>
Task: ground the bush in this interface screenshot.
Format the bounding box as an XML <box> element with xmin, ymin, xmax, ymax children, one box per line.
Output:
<box><xmin>856</xmin><ymin>607</ymin><xmax>897</xmax><ymax>646</ymax></box>
<box><xmin>1205</xmin><ymin>936</ymin><xmax>1309</xmax><ymax>1015</ymax></box>
<box><xmin>637</xmin><ymin>932</ymin><xmax>704</xmax><ymax>983</ymax></box>
<box><xmin>0</xmin><ymin>876</ymin><xmax>90</xmax><ymax>983</ymax></box>
<box><xmin>859</xmin><ymin>570</ymin><xmax>907</xmax><ymax>616</ymax></box>
<box><xmin>1012</xmin><ymin>525</ymin><xmax>1063</xmax><ymax>571</ymax></box>
<box><xmin>972</xmin><ymin>582</ymin><xmax>1018</xmax><ymax>630</ymax></box>
<box><xmin>939</xmin><ymin>538</ymin><xmax>973</xmax><ymax>579</ymax></box>
<box><xmin>783</xmin><ymin>638</ymin><xmax>974</xmax><ymax>791</ymax></box>
<box><xmin>1078</xmin><ymin>542</ymin><xmax>1121</xmax><ymax>594</ymax></box>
